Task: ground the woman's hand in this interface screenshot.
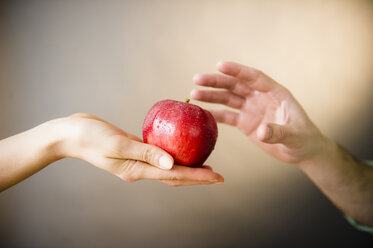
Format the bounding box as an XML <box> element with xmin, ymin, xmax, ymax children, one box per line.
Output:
<box><xmin>55</xmin><ymin>113</ymin><xmax>224</xmax><ymax>186</ymax></box>
<box><xmin>0</xmin><ymin>113</ymin><xmax>223</xmax><ymax>191</ymax></box>
<box><xmin>191</xmin><ymin>61</ymin><xmax>325</xmax><ymax>164</ymax></box>
<box><xmin>54</xmin><ymin>113</ymin><xmax>224</xmax><ymax>186</ymax></box>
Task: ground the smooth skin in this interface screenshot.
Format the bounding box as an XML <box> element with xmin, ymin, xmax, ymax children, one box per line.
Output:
<box><xmin>191</xmin><ymin>61</ymin><xmax>373</xmax><ymax>226</ymax></box>
<box><xmin>0</xmin><ymin>113</ymin><xmax>224</xmax><ymax>191</ymax></box>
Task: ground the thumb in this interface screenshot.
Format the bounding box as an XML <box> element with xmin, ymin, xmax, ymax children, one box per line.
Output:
<box><xmin>257</xmin><ymin>123</ymin><xmax>291</xmax><ymax>144</ymax></box>
<box><xmin>125</xmin><ymin>140</ymin><xmax>174</xmax><ymax>170</ymax></box>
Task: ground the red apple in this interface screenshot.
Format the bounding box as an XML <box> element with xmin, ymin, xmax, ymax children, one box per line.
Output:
<box><xmin>142</xmin><ymin>99</ymin><xmax>218</xmax><ymax>167</ymax></box>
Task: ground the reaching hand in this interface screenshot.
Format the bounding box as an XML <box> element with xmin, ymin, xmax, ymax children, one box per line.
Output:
<box><xmin>191</xmin><ymin>61</ymin><xmax>325</xmax><ymax>164</ymax></box>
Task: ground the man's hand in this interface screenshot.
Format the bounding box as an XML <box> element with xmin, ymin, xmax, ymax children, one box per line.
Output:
<box><xmin>191</xmin><ymin>61</ymin><xmax>373</xmax><ymax>227</ymax></box>
<box><xmin>191</xmin><ymin>61</ymin><xmax>325</xmax><ymax>164</ymax></box>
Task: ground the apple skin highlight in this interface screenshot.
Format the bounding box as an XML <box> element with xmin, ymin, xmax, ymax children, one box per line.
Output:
<box><xmin>143</xmin><ymin>99</ymin><xmax>218</xmax><ymax>167</ymax></box>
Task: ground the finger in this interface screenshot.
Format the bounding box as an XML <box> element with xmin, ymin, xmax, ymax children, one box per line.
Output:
<box><xmin>151</xmin><ymin>165</ymin><xmax>224</xmax><ymax>181</ymax></box>
<box><xmin>257</xmin><ymin>123</ymin><xmax>292</xmax><ymax>144</ymax></box>
<box><xmin>71</xmin><ymin>114</ymin><xmax>169</xmax><ymax>170</ymax></box>
<box><xmin>156</xmin><ymin>179</ymin><xmax>223</xmax><ymax>186</ymax></box>
<box><xmin>123</xmin><ymin>140</ymin><xmax>174</xmax><ymax>170</ymax></box>
<box><xmin>190</xmin><ymin>89</ymin><xmax>245</xmax><ymax>109</ymax></box>
<box><xmin>216</xmin><ymin>61</ymin><xmax>277</xmax><ymax>92</ymax></box>
<box><xmin>208</xmin><ymin>109</ymin><xmax>239</xmax><ymax>126</ymax></box>
<box><xmin>193</xmin><ymin>73</ymin><xmax>252</xmax><ymax>96</ymax></box>
<box><xmin>115</xmin><ymin>161</ymin><xmax>224</xmax><ymax>182</ymax></box>
<box><xmin>201</xmin><ymin>165</ymin><xmax>213</xmax><ymax>171</ymax></box>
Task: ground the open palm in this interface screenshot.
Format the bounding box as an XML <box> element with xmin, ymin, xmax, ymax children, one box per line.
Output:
<box><xmin>65</xmin><ymin>113</ymin><xmax>224</xmax><ymax>186</ymax></box>
<box><xmin>191</xmin><ymin>61</ymin><xmax>324</xmax><ymax>163</ymax></box>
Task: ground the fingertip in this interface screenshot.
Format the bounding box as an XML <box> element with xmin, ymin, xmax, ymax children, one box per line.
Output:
<box><xmin>190</xmin><ymin>89</ymin><xmax>200</xmax><ymax>100</ymax></box>
<box><xmin>209</xmin><ymin>174</ymin><xmax>224</xmax><ymax>184</ymax></box>
<box><xmin>159</xmin><ymin>155</ymin><xmax>174</xmax><ymax>170</ymax></box>
<box><xmin>257</xmin><ymin>124</ymin><xmax>271</xmax><ymax>142</ymax></box>
<box><xmin>216</xmin><ymin>174</ymin><xmax>224</xmax><ymax>183</ymax></box>
<box><xmin>216</xmin><ymin>60</ymin><xmax>225</xmax><ymax>69</ymax></box>
<box><xmin>202</xmin><ymin>165</ymin><xmax>213</xmax><ymax>171</ymax></box>
<box><xmin>193</xmin><ymin>74</ymin><xmax>203</xmax><ymax>84</ymax></box>
<box><xmin>206</xmin><ymin>168</ymin><xmax>224</xmax><ymax>182</ymax></box>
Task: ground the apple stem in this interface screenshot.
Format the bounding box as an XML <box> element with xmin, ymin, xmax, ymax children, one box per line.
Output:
<box><xmin>185</xmin><ymin>98</ymin><xmax>190</xmax><ymax>103</ymax></box>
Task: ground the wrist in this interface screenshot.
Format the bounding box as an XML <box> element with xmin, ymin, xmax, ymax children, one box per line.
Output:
<box><xmin>39</xmin><ymin>117</ymin><xmax>79</xmax><ymax>160</ymax></box>
<box><xmin>296</xmin><ymin>134</ymin><xmax>337</xmax><ymax>169</ymax></box>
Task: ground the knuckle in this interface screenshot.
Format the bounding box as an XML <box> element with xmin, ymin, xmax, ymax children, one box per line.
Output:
<box><xmin>284</xmin><ymin>88</ymin><xmax>293</xmax><ymax>97</ymax></box>
<box><xmin>109</xmin><ymin>136</ymin><xmax>133</xmax><ymax>156</ymax></box>
<box><xmin>254</xmin><ymin>69</ymin><xmax>263</xmax><ymax>77</ymax></box>
<box><xmin>111</xmin><ymin>135</ymin><xmax>126</xmax><ymax>149</ymax></box>
<box><xmin>252</xmin><ymin>69</ymin><xmax>263</xmax><ymax>83</ymax></box>
<box><xmin>167</xmin><ymin>170</ymin><xmax>178</xmax><ymax>181</ymax></box>
<box><xmin>69</xmin><ymin>112</ymin><xmax>90</xmax><ymax>119</ymax></box>
<box><xmin>279</xmin><ymin>127</ymin><xmax>285</xmax><ymax>140</ymax></box>
<box><xmin>226</xmin><ymin>95</ymin><xmax>242</xmax><ymax>109</ymax></box>
<box><xmin>224</xmin><ymin>94</ymin><xmax>233</xmax><ymax>105</ymax></box>
<box><xmin>142</xmin><ymin>146</ymin><xmax>155</xmax><ymax>163</ymax></box>
<box><xmin>271</xmin><ymin>126</ymin><xmax>285</xmax><ymax>143</ymax></box>
<box><xmin>213</xmin><ymin>74</ymin><xmax>220</xmax><ymax>86</ymax></box>
<box><xmin>117</xmin><ymin>160</ymin><xmax>141</xmax><ymax>182</ymax></box>
<box><xmin>230</xmin><ymin>80</ymin><xmax>239</xmax><ymax>92</ymax></box>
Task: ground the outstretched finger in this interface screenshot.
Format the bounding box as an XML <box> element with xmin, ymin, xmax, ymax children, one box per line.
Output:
<box><xmin>208</xmin><ymin>109</ymin><xmax>239</xmax><ymax>126</ymax></box>
<box><xmin>190</xmin><ymin>89</ymin><xmax>245</xmax><ymax>109</ymax></box>
<box><xmin>114</xmin><ymin>161</ymin><xmax>224</xmax><ymax>183</ymax></box>
<box><xmin>216</xmin><ymin>61</ymin><xmax>278</xmax><ymax>92</ymax></box>
<box><xmin>202</xmin><ymin>165</ymin><xmax>213</xmax><ymax>171</ymax></box>
<box><xmin>193</xmin><ymin>73</ymin><xmax>252</xmax><ymax>96</ymax></box>
<box><xmin>156</xmin><ymin>179</ymin><xmax>223</xmax><ymax>186</ymax></box>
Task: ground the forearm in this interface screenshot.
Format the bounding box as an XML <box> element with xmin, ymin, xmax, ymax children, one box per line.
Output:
<box><xmin>0</xmin><ymin>119</ymin><xmax>64</xmax><ymax>191</ymax></box>
<box><xmin>298</xmin><ymin>136</ymin><xmax>373</xmax><ymax>226</ymax></box>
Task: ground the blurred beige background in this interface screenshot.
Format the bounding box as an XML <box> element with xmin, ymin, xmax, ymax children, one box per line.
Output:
<box><xmin>0</xmin><ymin>0</ymin><xmax>372</xmax><ymax>247</ymax></box>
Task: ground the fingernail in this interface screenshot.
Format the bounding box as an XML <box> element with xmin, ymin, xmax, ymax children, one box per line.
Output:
<box><xmin>193</xmin><ymin>74</ymin><xmax>201</xmax><ymax>82</ymax></box>
<box><xmin>190</xmin><ymin>89</ymin><xmax>199</xmax><ymax>99</ymax></box>
<box><xmin>216</xmin><ymin>61</ymin><xmax>224</xmax><ymax>67</ymax></box>
<box><xmin>159</xmin><ymin>156</ymin><xmax>173</xmax><ymax>170</ymax></box>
